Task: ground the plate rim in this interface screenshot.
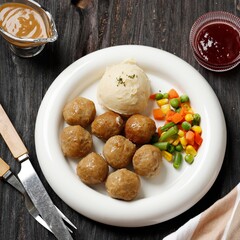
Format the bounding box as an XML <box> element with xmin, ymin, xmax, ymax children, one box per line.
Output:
<box><xmin>35</xmin><ymin>45</ymin><xmax>227</xmax><ymax>227</ymax></box>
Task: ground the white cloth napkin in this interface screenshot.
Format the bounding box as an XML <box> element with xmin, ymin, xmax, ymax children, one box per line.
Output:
<box><xmin>163</xmin><ymin>183</ymin><xmax>240</xmax><ymax>240</ymax></box>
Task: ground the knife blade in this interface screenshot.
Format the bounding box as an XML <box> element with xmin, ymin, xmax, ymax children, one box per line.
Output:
<box><xmin>0</xmin><ymin>157</ymin><xmax>53</xmax><ymax>233</ymax></box>
<box><xmin>0</xmin><ymin>105</ymin><xmax>73</xmax><ymax>240</ymax></box>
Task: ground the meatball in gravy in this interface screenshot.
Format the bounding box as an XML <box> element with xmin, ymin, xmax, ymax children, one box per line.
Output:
<box><xmin>91</xmin><ymin>111</ymin><xmax>124</xmax><ymax>140</ymax></box>
<box><xmin>133</xmin><ymin>145</ymin><xmax>162</xmax><ymax>177</ymax></box>
<box><xmin>105</xmin><ymin>169</ymin><xmax>140</xmax><ymax>201</ymax></box>
<box><xmin>103</xmin><ymin>135</ymin><xmax>136</xmax><ymax>169</ymax></box>
<box><xmin>77</xmin><ymin>152</ymin><xmax>109</xmax><ymax>185</ymax></box>
<box><xmin>61</xmin><ymin>125</ymin><xmax>93</xmax><ymax>158</ymax></box>
<box><xmin>63</xmin><ymin>97</ymin><xmax>96</xmax><ymax>127</ymax></box>
<box><xmin>125</xmin><ymin>114</ymin><xmax>156</xmax><ymax>145</ymax></box>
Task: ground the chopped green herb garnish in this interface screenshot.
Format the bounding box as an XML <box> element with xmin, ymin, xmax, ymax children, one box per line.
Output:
<box><xmin>116</xmin><ymin>77</ymin><xmax>126</xmax><ymax>87</ymax></box>
<box><xmin>127</xmin><ymin>74</ymin><xmax>136</xmax><ymax>79</ymax></box>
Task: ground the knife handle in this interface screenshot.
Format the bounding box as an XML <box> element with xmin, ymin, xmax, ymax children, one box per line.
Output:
<box><xmin>0</xmin><ymin>105</ymin><xmax>28</xmax><ymax>159</ymax></box>
<box><xmin>0</xmin><ymin>157</ymin><xmax>10</xmax><ymax>178</ymax></box>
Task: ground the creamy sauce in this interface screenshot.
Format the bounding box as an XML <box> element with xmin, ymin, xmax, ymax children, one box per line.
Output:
<box><xmin>0</xmin><ymin>2</ymin><xmax>50</xmax><ymax>39</ymax></box>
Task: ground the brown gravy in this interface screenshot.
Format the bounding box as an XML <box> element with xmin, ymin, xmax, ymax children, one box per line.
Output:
<box><xmin>0</xmin><ymin>2</ymin><xmax>50</xmax><ymax>39</ymax></box>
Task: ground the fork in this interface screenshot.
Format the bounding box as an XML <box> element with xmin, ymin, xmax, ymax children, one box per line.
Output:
<box><xmin>0</xmin><ymin>157</ymin><xmax>77</xmax><ymax>234</ymax></box>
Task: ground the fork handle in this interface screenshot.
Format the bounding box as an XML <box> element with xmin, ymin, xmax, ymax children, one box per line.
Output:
<box><xmin>0</xmin><ymin>157</ymin><xmax>10</xmax><ymax>178</ymax></box>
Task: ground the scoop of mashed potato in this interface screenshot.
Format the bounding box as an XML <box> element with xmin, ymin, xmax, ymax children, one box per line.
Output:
<box><xmin>97</xmin><ymin>60</ymin><xmax>151</xmax><ymax>115</ymax></box>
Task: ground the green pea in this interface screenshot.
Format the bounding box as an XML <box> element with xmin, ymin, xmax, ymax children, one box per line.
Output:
<box><xmin>181</xmin><ymin>121</ymin><xmax>191</xmax><ymax>131</ymax></box>
<box><xmin>175</xmin><ymin>107</ymin><xmax>181</xmax><ymax>113</ymax></box>
<box><xmin>180</xmin><ymin>94</ymin><xmax>189</xmax><ymax>103</ymax></box>
<box><xmin>163</xmin><ymin>93</ymin><xmax>169</xmax><ymax>99</ymax></box>
<box><xmin>175</xmin><ymin>144</ymin><xmax>183</xmax><ymax>152</ymax></box>
<box><xmin>185</xmin><ymin>154</ymin><xmax>194</xmax><ymax>164</ymax></box>
<box><xmin>155</xmin><ymin>93</ymin><xmax>163</xmax><ymax>100</ymax></box>
<box><xmin>192</xmin><ymin>113</ymin><xmax>201</xmax><ymax>126</ymax></box>
<box><xmin>170</xmin><ymin>98</ymin><xmax>179</xmax><ymax>108</ymax></box>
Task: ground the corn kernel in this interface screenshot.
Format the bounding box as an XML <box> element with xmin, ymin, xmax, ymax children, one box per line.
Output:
<box><xmin>157</xmin><ymin>99</ymin><xmax>169</xmax><ymax>106</ymax></box>
<box><xmin>161</xmin><ymin>132</ymin><xmax>165</xmax><ymax>137</ymax></box>
<box><xmin>185</xmin><ymin>114</ymin><xmax>193</xmax><ymax>122</ymax></box>
<box><xmin>191</xmin><ymin>125</ymin><xmax>202</xmax><ymax>134</ymax></box>
<box><xmin>178</xmin><ymin>130</ymin><xmax>185</xmax><ymax>137</ymax></box>
<box><xmin>182</xmin><ymin>103</ymin><xmax>194</xmax><ymax>114</ymax></box>
<box><xmin>161</xmin><ymin>104</ymin><xmax>171</xmax><ymax>114</ymax></box>
<box><xmin>162</xmin><ymin>151</ymin><xmax>173</xmax><ymax>162</ymax></box>
<box><xmin>172</xmin><ymin>138</ymin><xmax>180</xmax><ymax>146</ymax></box>
<box><xmin>179</xmin><ymin>137</ymin><xmax>187</xmax><ymax>146</ymax></box>
<box><xmin>186</xmin><ymin>145</ymin><xmax>197</xmax><ymax>156</ymax></box>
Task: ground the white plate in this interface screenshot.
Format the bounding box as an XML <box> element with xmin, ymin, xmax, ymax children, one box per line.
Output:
<box><xmin>35</xmin><ymin>45</ymin><xmax>226</xmax><ymax>227</ymax></box>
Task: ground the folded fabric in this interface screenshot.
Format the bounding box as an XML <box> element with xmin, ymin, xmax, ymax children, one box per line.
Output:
<box><xmin>163</xmin><ymin>183</ymin><xmax>240</xmax><ymax>240</ymax></box>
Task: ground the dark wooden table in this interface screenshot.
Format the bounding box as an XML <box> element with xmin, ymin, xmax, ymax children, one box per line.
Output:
<box><xmin>0</xmin><ymin>0</ymin><xmax>240</xmax><ymax>239</ymax></box>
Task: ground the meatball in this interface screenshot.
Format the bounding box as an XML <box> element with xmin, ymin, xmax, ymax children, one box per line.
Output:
<box><xmin>124</xmin><ymin>114</ymin><xmax>156</xmax><ymax>145</ymax></box>
<box><xmin>103</xmin><ymin>135</ymin><xmax>136</xmax><ymax>169</ymax></box>
<box><xmin>105</xmin><ymin>169</ymin><xmax>140</xmax><ymax>201</ymax></box>
<box><xmin>63</xmin><ymin>96</ymin><xmax>96</xmax><ymax>127</ymax></box>
<box><xmin>133</xmin><ymin>145</ymin><xmax>162</xmax><ymax>177</ymax></box>
<box><xmin>77</xmin><ymin>152</ymin><xmax>109</xmax><ymax>185</ymax></box>
<box><xmin>91</xmin><ymin>111</ymin><xmax>124</xmax><ymax>140</ymax></box>
<box><xmin>60</xmin><ymin>125</ymin><xmax>93</xmax><ymax>158</ymax></box>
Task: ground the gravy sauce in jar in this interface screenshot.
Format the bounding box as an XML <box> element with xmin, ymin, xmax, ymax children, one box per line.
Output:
<box><xmin>0</xmin><ymin>2</ymin><xmax>50</xmax><ymax>39</ymax></box>
<box><xmin>0</xmin><ymin>1</ymin><xmax>57</xmax><ymax>57</ymax></box>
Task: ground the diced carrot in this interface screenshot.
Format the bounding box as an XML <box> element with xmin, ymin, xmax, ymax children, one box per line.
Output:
<box><xmin>194</xmin><ymin>132</ymin><xmax>203</xmax><ymax>146</ymax></box>
<box><xmin>165</xmin><ymin>110</ymin><xmax>175</xmax><ymax>121</ymax></box>
<box><xmin>149</xmin><ymin>93</ymin><xmax>157</xmax><ymax>100</ymax></box>
<box><xmin>185</xmin><ymin>130</ymin><xmax>195</xmax><ymax>145</ymax></box>
<box><xmin>171</xmin><ymin>112</ymin><xmax>184</xmax><ymax>124</ymax></box>
<box><xmin>153</xmin><ymin>108</ymin><xmax>165</xmax><ymax>120</ymax></box>
<box><xmin>168</xmin><ymin>89</ymin><xmax>179</xmax><ymax>99</ymax></box>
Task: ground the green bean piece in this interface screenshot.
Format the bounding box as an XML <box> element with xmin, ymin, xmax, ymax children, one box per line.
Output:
<box><xmin>155</xmin><ymin>93</ymin><xmax>163</xmax><ymax>100</ymax></box>
<box><xmin>185</xmin><ymin>154</ymin><xmax>194</xmax><ymax>164</ymax></box>
<box><xmin>170</xmin><ymin>98</ymin><xmax>179</xmax><ymax>108</ymax></box>
<box><xmin>173</xmin><ymin>152</ymin><xmax>183</xmax><ymax>169</ymax></box>
<box><xmin>167</xmin><ymin>144</ymin><xmax>175</xmax><ymax>153</ymax></box>
<box><xmin>160</xmin><ymin>122</ymin><xmax>175</xmax><ymax>131</ymax></box>
<box><xmin>192</xmin><ymin>113</ymin><xmax>201</xmax><ymax>126</ymax></box>
<box><xmin>153</xmin><ymin>142</ymin><xmax>169</xmax><ymax>150</ymax></box>
<box><xmin>180</xmin><ymin>94</ymin><xmax>189</xmax><ymax>103</ymax></box>
<box><xmin>175</xmin><ymin>144</ymin><xmax>183</xmax><ymax>152</ymax></box>
<box><xmin>159</xmin><ymin>125</ymin><xmax>179</xmax><ymax>142</ymax></box>
<box><xmin>181</xmin><ymin>121</ymin><xmax>191</xmax><ymax>131</ymax></box>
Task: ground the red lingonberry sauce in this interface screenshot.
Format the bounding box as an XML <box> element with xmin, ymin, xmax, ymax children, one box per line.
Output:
<box><xmin>196</xmin><ymin>23</ymin><xmax>240</xmax><ymax>65</ymax></box>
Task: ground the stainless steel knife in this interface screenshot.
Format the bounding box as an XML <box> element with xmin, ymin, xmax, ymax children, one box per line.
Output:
<box><xmin>0</xmin><ymin>105</ymin><xmax>73</xmax><ymax>240</ymax></box>
<box><xmin>0</xmin><ymin>157</ymin><xmax>53</xmax><ymax>232</ymax></box>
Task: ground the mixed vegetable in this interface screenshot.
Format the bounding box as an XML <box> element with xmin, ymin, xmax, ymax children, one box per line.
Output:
<box><xmin>150</xmin><ymin>88</ymin><xmax>203</xmax><ymax>169</ymax></box>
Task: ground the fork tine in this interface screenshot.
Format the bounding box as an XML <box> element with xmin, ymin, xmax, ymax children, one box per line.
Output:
<box><xmin>55</xmin><ymin>206</ymin><xmax>77</xmax><ymax>229</ymax></box>
<box><xmin>2</xmin><ymin>168</ymin><xmax>74</xmax><ymax>233</ymax></box>
<box><xmin>2</xmin><ymin>170</ymin><xmax>53</xmax><ymax>233</ymax></box>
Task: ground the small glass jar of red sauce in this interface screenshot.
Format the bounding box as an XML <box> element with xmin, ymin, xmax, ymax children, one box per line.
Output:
<box><xmin>189</xmin><ymin>11</ymin><xmax>240</xmax><ymax>72</ymax></box>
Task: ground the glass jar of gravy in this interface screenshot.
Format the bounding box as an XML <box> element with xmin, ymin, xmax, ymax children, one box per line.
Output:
<box><xmin>0</xmin><ymin>0</ymin><xmax>58</xmax><ymax>57</ymax></box>
<box><xmin>189</xmin><ymin>11</ymin><xmax>240</xmax><ymax>72</ymax></box>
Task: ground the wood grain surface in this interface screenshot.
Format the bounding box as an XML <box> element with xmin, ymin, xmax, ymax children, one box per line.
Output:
<box><xmin>0</xmin><ymin>0</ymin><xmax>240</xmax><ymax>239</ymax></box>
